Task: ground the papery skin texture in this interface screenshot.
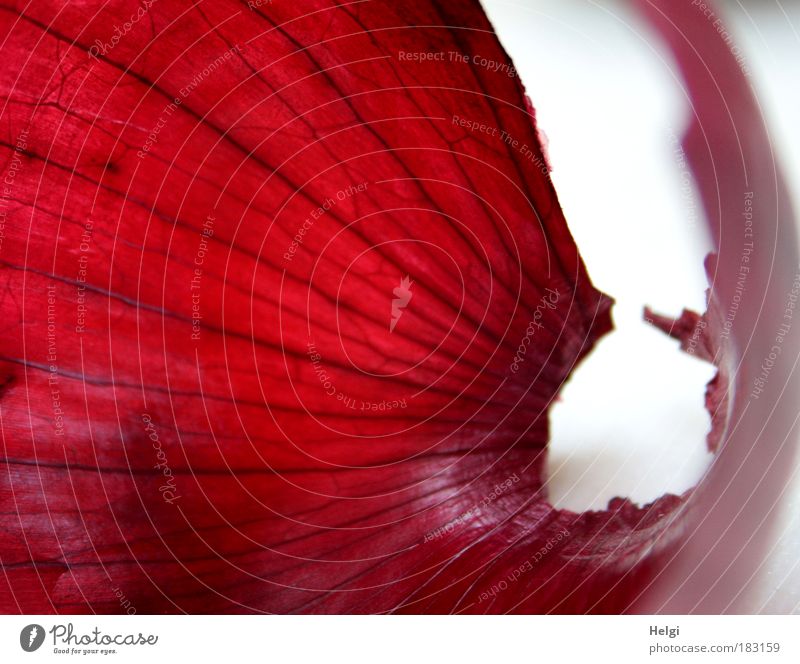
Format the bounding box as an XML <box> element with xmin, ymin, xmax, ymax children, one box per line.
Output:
<box><xmin>0</xmin><ymin>0</ymin><xmax>794</xmax><ymax>614</ymax></box>
<box><xmin>633</xmin><ymin>0</ymin><xmax>799</xmax><ymax>613</ymax></box>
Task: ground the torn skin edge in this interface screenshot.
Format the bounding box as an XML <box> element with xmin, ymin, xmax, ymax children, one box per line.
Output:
<box><xmin>645</xmin><ymin>256</ymin><xmax>729</xmax><ymax>455</ymax></box>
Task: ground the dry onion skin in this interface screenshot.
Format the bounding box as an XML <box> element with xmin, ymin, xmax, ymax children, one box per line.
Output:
<box><xmin>0</xmin><ymin>0</ymin><xmax>796</xmax><ymax>614</ymax></box>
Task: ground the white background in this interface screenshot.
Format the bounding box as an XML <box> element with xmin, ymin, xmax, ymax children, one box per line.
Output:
<box><xmin>2</xmin><ymin>615</ymin><xmax>798</xmax><ymax>662</ymax></box>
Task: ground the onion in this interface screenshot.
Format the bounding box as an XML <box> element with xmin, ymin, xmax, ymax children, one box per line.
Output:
<box><xmin>0</xmin><ymin>0</ymin><xmax>795</xmax><ymax>614</ymax></box>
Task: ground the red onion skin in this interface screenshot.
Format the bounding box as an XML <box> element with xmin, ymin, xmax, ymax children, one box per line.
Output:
<box><xmin>633</xmin><ymin>0</ymin><xmax>799</xmax><ymax>613</ymax></box>
<box><xmin>0</xmin><ymin>0</ymin><xmax>794</xmax><ymax>614</ymax></box>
